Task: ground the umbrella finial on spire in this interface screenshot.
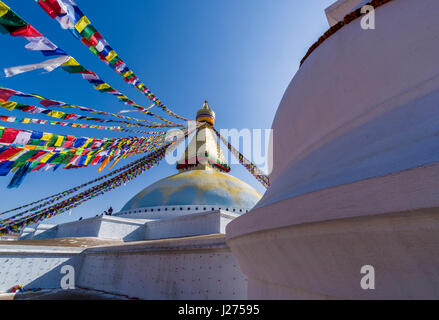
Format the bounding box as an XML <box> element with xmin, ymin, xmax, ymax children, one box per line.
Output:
<box><xmin>196</xmin><ymin>100</ymin><xmax>215</xmax><ymax>126</ymax></box>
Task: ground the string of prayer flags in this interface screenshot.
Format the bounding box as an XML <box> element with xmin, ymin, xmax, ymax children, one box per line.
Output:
<box><xmin>0</xmin><ymin>98</ymin><xmax>176</xmax><ymax>129</ymax></box>
<box><xmin>212</xmin><ymin>127</ymin><xmax>271</xmax><ymax>188</ymax></box>
<box><xmin>0</xmin><ymin>114</ymin><xmax>167</xmax><ymax>135</ymax></box>
<box><xmin>0</xmin><ymin>1</ymin><xmax>188</xmax><ymax>126</ymax></box>
<box><xmin>0</xmin><ymin>127</ymin><xmax>194</xmax><ymax>234</ymax></box>
<box><xmin>0</xmin><ymin>86</ymin><xmax>184</xmax><ymax>128</ymax></box>
<box><xmin>0</xmin><ymin>0</ymin><xmax>68</xmax><ymax>76</ymax></box>
<box><xmin>0</xmin><ymin>125</ymin><xmax>196</xmax><ymax>217</ymax></box>
<box><xmin>0</xmin><ymin>125</ymin><xmax>162</xmax><ymax>153</ymax></box>
<box><xmin>36</xmin><ymin>0</ymin><xmax>190</xmax><ymax>122</ymax></box>
<box><xmin>0</xmin><ymin>125</ymin><xmax>168</xmax><ymax>177</ymax></box>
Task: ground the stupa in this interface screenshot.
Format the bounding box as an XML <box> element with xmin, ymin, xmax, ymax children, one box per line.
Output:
<box><xmin>116</xmin><ymin>101</ymin><xmax>261</xmax><ymax>219</ymax></box>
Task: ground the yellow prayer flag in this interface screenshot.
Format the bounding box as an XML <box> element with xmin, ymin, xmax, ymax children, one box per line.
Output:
<box><xmin>22</xmin><ymin>118</ymin><xmax>31</xmax><ymax>123</ymax></box>
<box><xmin>0</xmin><ymin>1</ymin><xmax>10</xmax><ymax>18</ymax></box>
<box><xmin>83</xmin><ymin>138</ymin><xmax>94</xmax><ymax>148</ymax></box>
<box><xmin>75</xmin><ymin>16</ymin><xmax>91</xmax><ymax>33</ymax></box>
<box><xmin>93</xmin><ymin>83</ymin><xmax>111</xmax><ymax>90</ymax></box>
<box><xmin>61</xmin><ymin>57</ymin><xmax>80</xmax><ymax>66</ymax></box>
<box><xmin>40</xmin><ymin>152</ymin><xmax>55</xmax><ymax>163</ymax></box>
<box><xmin>54</xmin><ymin>135</ymin><xmax>64</xmax><ymax>147</ymax></box>
<box><xmin>47</xmin><ymin>110</ymin><xmax>66</xmax><ymax>119</ymax></box>
<box><xmin>30</xmin><ymin>94</ymin><xmax>45</xmax><ymax>99</ymax></box>
<box><xmin>84</xmin><ymin>154</ymin><xmax>94</xmax><ymax>166</ymax></box>
<box><xmin>122</xmin><ymin>70</ymin><xmax>133</xmax><ymax>78</ymax></box>
<box><xmin>105</xmin><ymin>50</ymin><xmax>117</xmax><ymax>62</ymax></box>
<box><xmin>41</xmin><ymin>132</ymin><xmax>53</xmax><ymax>141</ymax></box>
<box><xmin>0</xmin><ymin>101</ymin><xmax>17</xmax><ymax>111</ymax></box>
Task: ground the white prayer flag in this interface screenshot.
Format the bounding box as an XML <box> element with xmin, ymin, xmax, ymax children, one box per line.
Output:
<box><xmin>4</xmin><ymin>56</ymin><xmax>71</xmax><ymax>77</ymax></box>
<box><xmin>13</xmin><ymin>131</ymin><xmax>32</xmax><ymax>145</ymax></box>
<box><xmin>24</xmin><ymin>37</ymin><xmax>58</xmax><ymax>51</ymax></box>
<box><xmin>55</xmin><ymin>14</ymin><xmax>75</xmax><ymax>29</ymax></box>
<box><xmin>118</xmin><ymin>109</ymin><xmax>143</xmax><ymax>114</ymax></box>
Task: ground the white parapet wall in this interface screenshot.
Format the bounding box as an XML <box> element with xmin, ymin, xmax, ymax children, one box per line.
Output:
<box><xmin>0</xmin><ymin>245</ymin><xmax>82</xmax><ymax>292</ymax></box>
<box><xmin>145</xmin><ymin>210</ymin><xmax>238</xmax><ymax>240</ymax></box>
<box><xmin>21</xmin><ymin>210</ymin><xmax>238</xmax><ymax>242</ymax></box>
<box><xmin>0</xmin><ymin>235</ymin><xmax>248</xmax><ymax>299</ymax></box>
<box><xmin>77</xmin><ymin>235</ymin><xmax>248</xmax><ymax>299</ymax></box>
<box><xmin>19</xmin><ymin>224</ymin><xmax>57</xmax><ymax>240</ymax></box>
<box><xmin>56</xmin><ymin>216</ymin><xmax>148</xmax><ymax>241</ymax></box>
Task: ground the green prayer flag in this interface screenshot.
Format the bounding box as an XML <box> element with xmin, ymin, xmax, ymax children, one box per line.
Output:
<box><xmin>97</xmin><ymin>87</ymin><xmax>114</xmax><ymax>93</ymax></box>
<box><xmin>51</xmin><ymin>153</ymin><xmax>67</xmax><ymax>164</ymax></box>
<box><xmin>62</xmin><ymin>65</ymin><xmax>89</xmax><ymax>74</ymax></box>
<box><xmin>109</xmin><ymin>56</ymin><xmax>121</xmax><ymax>66</ymax></box>
<box><xmin>28</xmin><ymin>139</ymin><xmax>41</xmax><ymax>146</ymax></box>
<box><xmin>61</xmin><ymin>152</ymin><xmax>75</xmax><ymax>164</ymax></box>
<box><xmin>46</xmin><ymin>135</ymin><xmax>59</xmax><ymax>147</ymax></box>
<box><xmin>81</xmin><ymin>25</ymin><xmax>97</xmax><ymax>40</ymax></box>
<box><xmin>14</xmin><ymin>150</ymin><xmax>38</xmax><ymax>164</ymax></box>
<box><xmin>0</xmin><ymin>10</ymin><xmax>27</xmax><ymax>33</ymax></box>
<box><xmin>89</xmin><ymin>46</ymin><xmax>98</xmax><ymax>55</ymax></box>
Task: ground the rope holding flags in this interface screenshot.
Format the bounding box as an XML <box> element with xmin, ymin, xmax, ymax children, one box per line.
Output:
<box><xmin>212</xmin><ymin>127</ymin><xmax>270</xmax><ymax>188</ymax></box>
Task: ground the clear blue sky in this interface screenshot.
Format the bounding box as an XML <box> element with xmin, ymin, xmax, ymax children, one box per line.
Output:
<box><xmin>0</xmin><ymin>0</ymin><xmax>334</xmax><ymax>224</ymax></box>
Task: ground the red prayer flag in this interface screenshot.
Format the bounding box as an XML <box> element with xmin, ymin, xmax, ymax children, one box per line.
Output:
<box><xmin>87</xmin><ymin>33</ymin><xmax>102</xmax><ymax>47</ymax></box>
<box><xmin>0</xmin><ymin>147</ymin><xmax>21</xmax><ymax>161</ymax></box>
<box><xmin>22</xmin><ymin>105</ymin><xmax>36</xmax><ymax>112</ymax></box>
<box><xmin>0</xmin><ymin>128</ymin><xmax>20</xmax><ymax>144</ymax></box>
<box><xmin>37</xmin><ymin>0</ymin><xmax>64</xmax><ymax>18</ymax></box>
<box><xmin>62</xmin><ymin>136</ymin><xmax>75</xmax><ymax>148</ymax></box>
<box><xmin>90</xmin><ymin>156</ymin><xmax>101</xmax><ymax>165</ymax></box>
<box><xmin>10</xmin><ymin>25</ymin><xmax>43</xmax><ymax>37</ymax></box>
<box><xmin>97</xmin><ymin>53</ymin><xmax>107</xmax><ymax>61</ymax></box>
<box><xmin>91</xmin><ymin>32</ymin><xmax>103</xmax><ymax>42</ymax></box>
<box><xmin>82</xmin><ymin>34</ymin><xmax>100</xmax><ymax>47</ymax></box>
<box><xmin>40</xmin><ymin>100</ymin><xmax>60</xmax><ymax>107</ymax></box>
<box><xmin>113</xmin><ymin>59</ymin><xmax>124</xmax><ymax>67</ymax></box>
<box><xmin>63</xmin><ymin>114</ymin><xmax>77</xmax><ymax>121</ymax></box>
<box><xmin>0</xmin><ymin>88</ymin><xmax>17</xmax><ymax>102</ymax></box>
<box><xmin>81</xmin><ymin>37</ymin><xmax>93</xmax><ymax>47</ymax></box>
<box><xmin>29</xmin><ymin>151</ymin><xmax>46</xmax><ymax>161</ymax></box>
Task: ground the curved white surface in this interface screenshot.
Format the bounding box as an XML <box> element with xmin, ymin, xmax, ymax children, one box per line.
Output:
<box><xmin>227</xmin><ymin>0</ymin><xmax>439</xmax><ymax>299</ymax></box>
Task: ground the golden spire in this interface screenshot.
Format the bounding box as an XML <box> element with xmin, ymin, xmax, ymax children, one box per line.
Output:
<box><xmin>177</xmin><ymin>101</ymin><xmax>229</xmax><ymax>173</ymax></box>
<box><xmin>196</xmin><ymin>100</ymin><xmax>216</xmax><ymax>126</ymax></box>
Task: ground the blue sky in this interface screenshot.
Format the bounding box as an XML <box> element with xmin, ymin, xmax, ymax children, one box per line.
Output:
<box><xmin>0</xmin><ymin>0</ymin><xmax>334</xmax><ymax>224</ymax></box>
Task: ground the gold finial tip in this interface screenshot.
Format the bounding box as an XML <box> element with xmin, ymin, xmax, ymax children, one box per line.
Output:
<box><xmin>196</xmin><ymin>100</ymin><xmax>215</xmax><ymax>125</ymax></box>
